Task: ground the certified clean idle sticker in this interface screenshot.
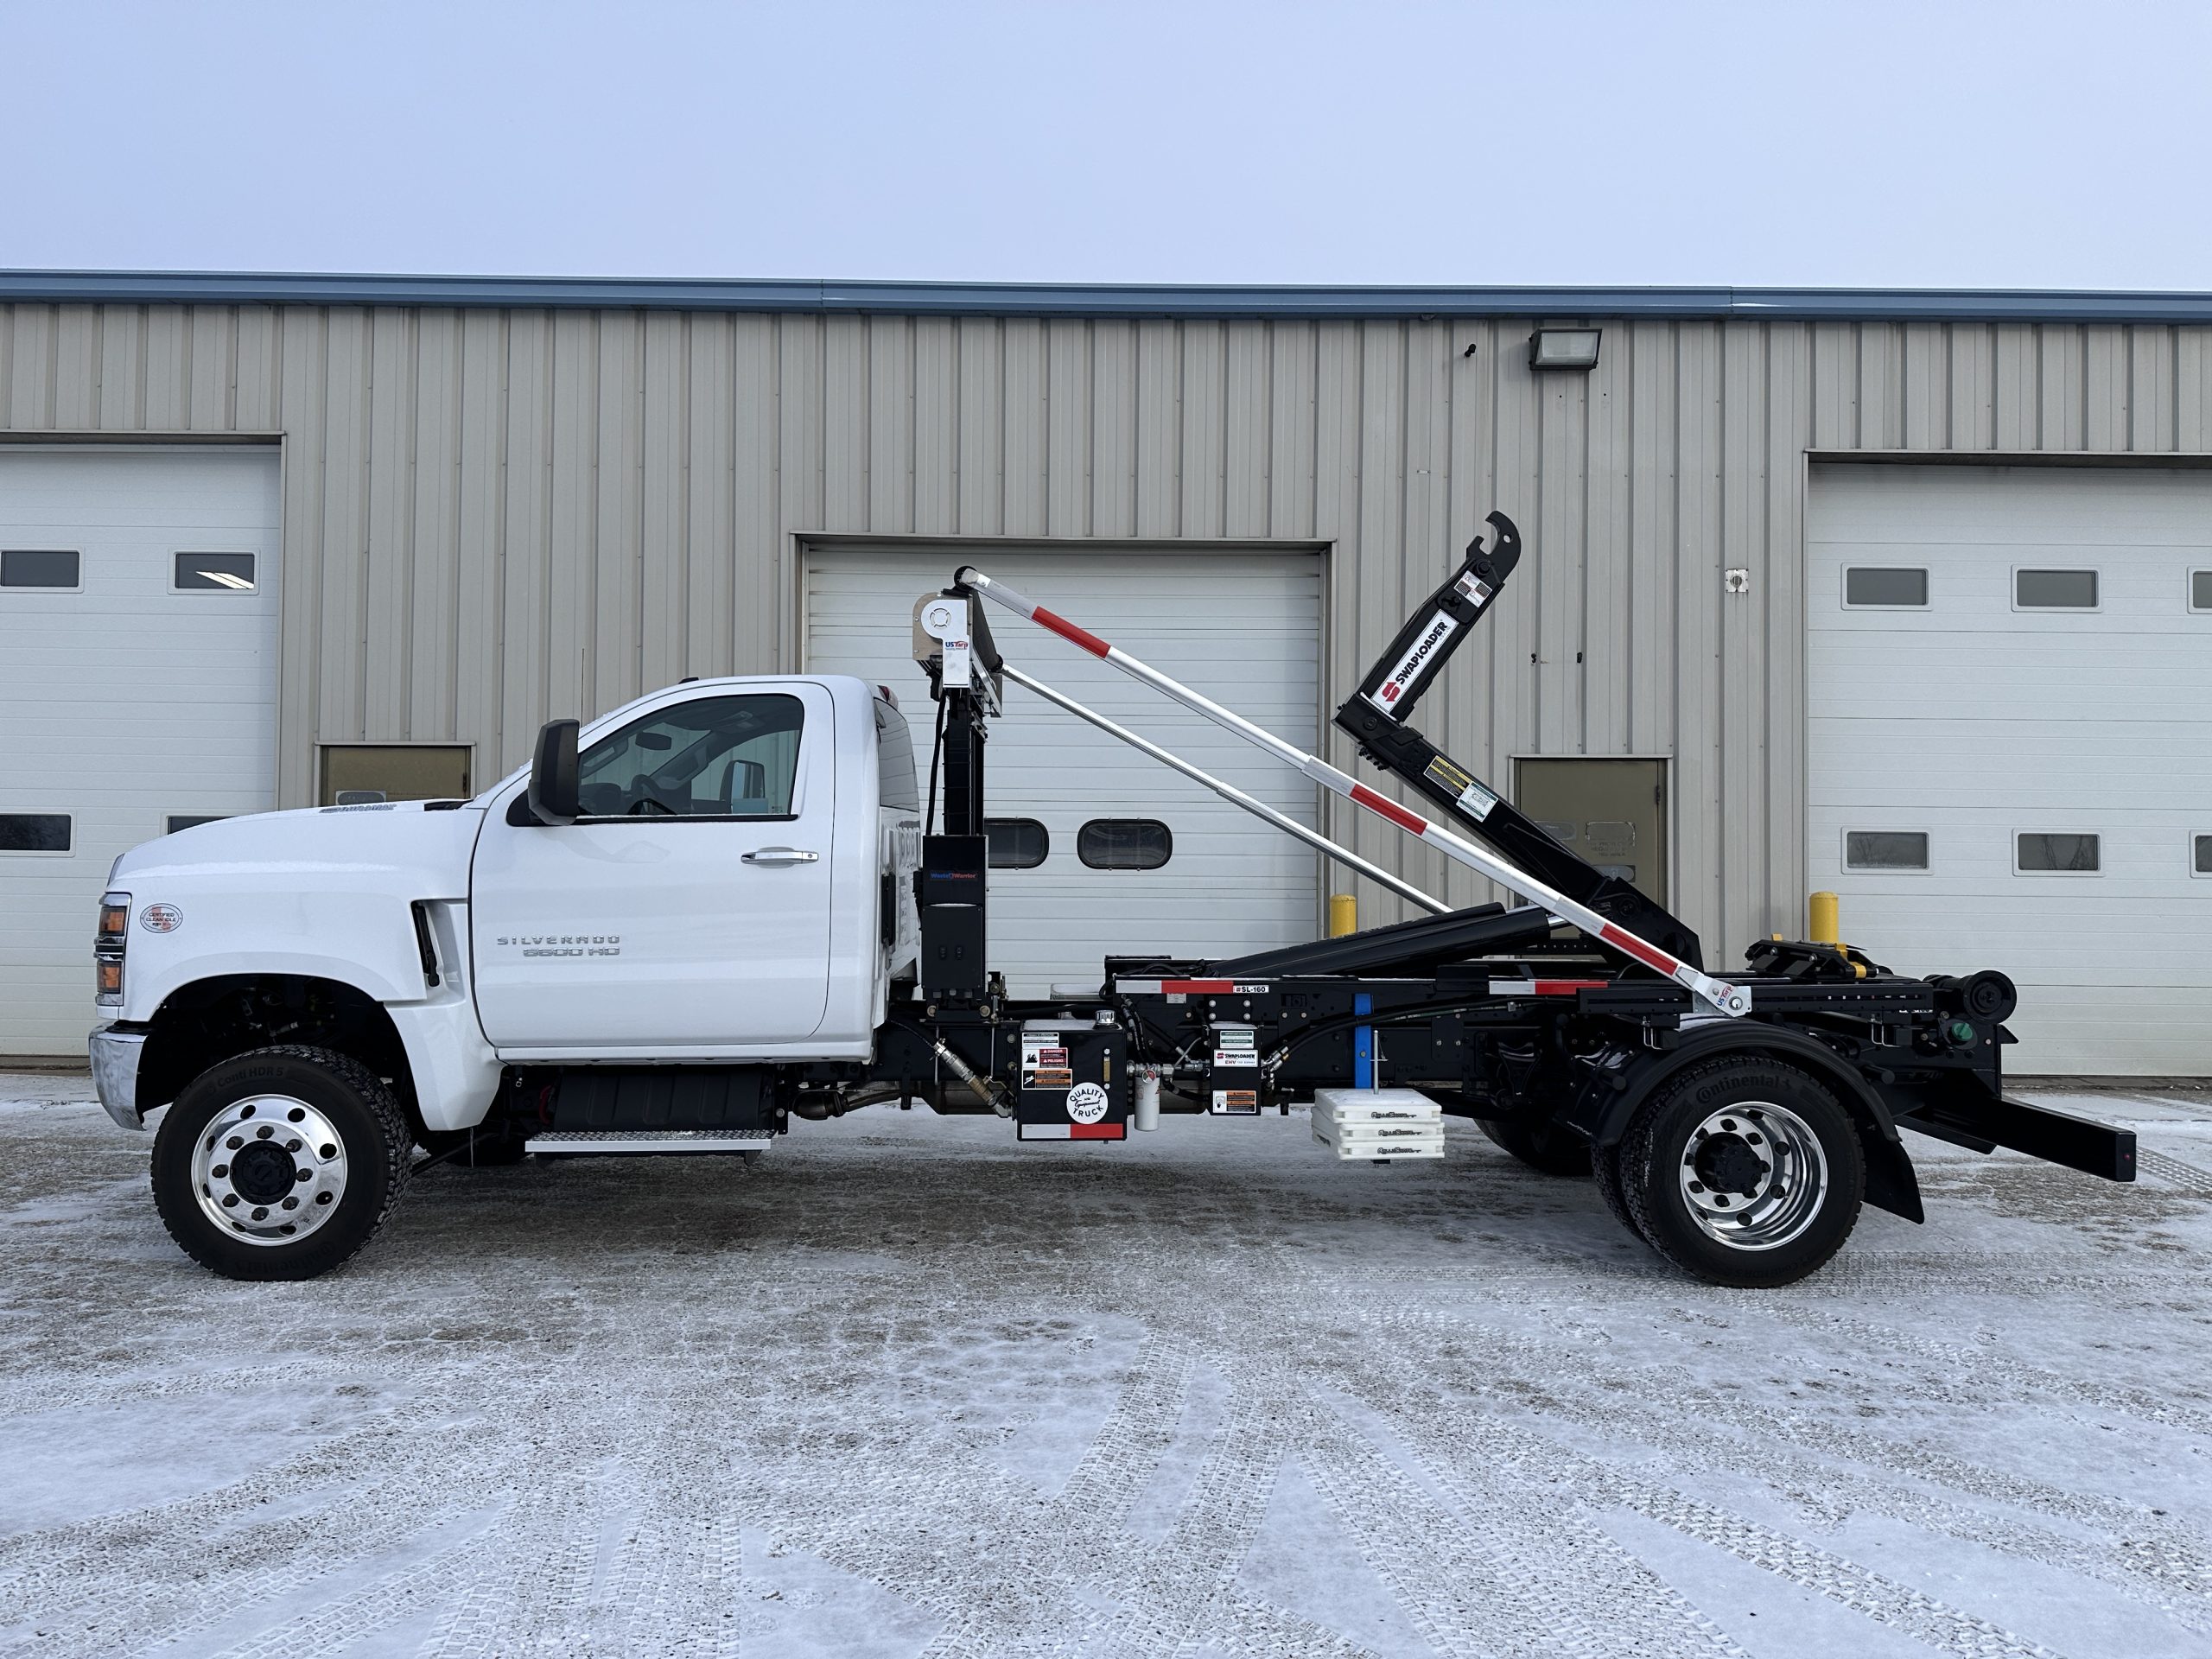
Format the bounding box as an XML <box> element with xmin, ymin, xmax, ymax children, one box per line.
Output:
<box><xmin>139</xmin><ymin>904</ymin><xmax>182</xmax><ymax>933</ymax></box>
<box><xmin>1065</xmin><ymin>1082</ymin><xmax>1109</xmax><ymax>1124</ymax></box>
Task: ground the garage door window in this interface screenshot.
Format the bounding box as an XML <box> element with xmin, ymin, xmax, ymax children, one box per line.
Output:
<box><xmin>2195</xmin><ymin>834</ymin><xmax>2212</xmax><ymax>876</ymax></box>
<box><xmin>2190</xmin><ymin>571</ymin><xmax>2212</xmax><ymax>612</ymax></box>
<box><xmin>173</xmin><ymin>551</ymin><xmax>257</xmax><ymax>592</ymax></box>
<box><xmin>166</xmin><ymin>815</ymin><xmax>228</xmax><ymax>835</ymax></box>
<box><xmin>1844</xmin><ymin>568</ymin><xmax>1928</xmax><ymax>608</ymax></box>
<box><xmin>1078</xmin><ymin>819</ymin><xmax>1172</xmax><ymax>870</ymax></box>
<box><xmin>0</xmin><ymin>550</ymin><xmax>80</xmax><ymax>589</ymax></box>
<box><xmin>2017</xmin><ymin>832</ymin><xmax>2100</xmax><ymax>874</ymax></box>
<box><xmin>1845</xmin><ymin>830</ymin><xmax>1929</xmax><ymax>871</ymax></box>
<box><xmin>0</xmin><ymin>813</ymin><xmax>71</xmax><ymax>853</ymax></box>
<box><xmin>985</xmin><ymin>818</ymin><xmax>1049</xmax><ymax>869</ymax></box>
<box><xmin>2015</xmin><ymin>569</ymin><xmax>2098</xmax><ymax>609</ymax></box>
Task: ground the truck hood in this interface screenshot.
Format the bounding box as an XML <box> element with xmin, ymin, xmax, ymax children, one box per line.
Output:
<box><xmin>111</xmin><ymin>800</ymin><xmax>484</xmax><ymax>896</ymax></box>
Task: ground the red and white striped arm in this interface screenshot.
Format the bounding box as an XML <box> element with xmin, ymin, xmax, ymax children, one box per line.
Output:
<box><xmin>957</xmin><ymin>565</ymin><xmax>1751</xmax><ymax>1017</ymax></box>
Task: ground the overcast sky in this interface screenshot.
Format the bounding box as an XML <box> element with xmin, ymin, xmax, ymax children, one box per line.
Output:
<box><xmin>3</xmin><ymin>0</ymin><xmax>2206</xmax><ymax>290</ymax></box>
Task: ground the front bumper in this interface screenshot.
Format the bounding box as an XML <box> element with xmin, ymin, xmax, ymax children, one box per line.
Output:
<box><xmin>89</xmin><ymin>1024</ymin><xmax>149</xmax><ymax>1129</ymax></box>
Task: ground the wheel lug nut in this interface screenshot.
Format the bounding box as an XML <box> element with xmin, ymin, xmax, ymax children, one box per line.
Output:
<box><xmin>226</xmin><ymin>1136</ymin><xmax>244</xmax><ymax>1149</ymax></box>
<box><xmin>212</xmin><ymin>1164</ymin><xmax>228</xmax><ymax>1178</ymax></box>
<box><xmin>222</xmin><ymin>1194</ymin><xmax>239</xmax><ymax>1208</ymax></box>
<box><xmin>297</xmin><ymin>1168</ymin><xmax>314</xmax><ymax>1182</ymax></box>
<box><xmin>250</xmin><ymin>1206</ymin><xmax>268</xmax><ymax>1220</ymax></box>
<box><xmin>257</xmin><ymin>1126</ymin><xmax>274</xmax><ymax>1140</ymax></box>
<box><xmin>281</xmin><ymin>1196</ymin><xmax>299</xmax><ymax>1210</ymax></box>
<box><xmin>285</xmin><ymin>1139</ymin><xmax>302</xmax><ymax>1152</ymax></box>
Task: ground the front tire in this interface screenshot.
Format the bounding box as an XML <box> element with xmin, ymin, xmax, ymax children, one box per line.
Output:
<box><xmin>151</xmin><ymin>1046</ymin><xmax>411</xmax><ymax>1281</ymax></box>
<box><xmin>1617</xmin><ymin>1056</ymin><xmax>1864</xmax><ymax>1287</ymax></box>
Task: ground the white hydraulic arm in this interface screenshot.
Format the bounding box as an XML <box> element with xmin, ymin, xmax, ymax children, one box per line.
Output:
<box><xmin>955</xmin><ymin>565</ymin><xmax>1750</xmax><ymax>1018</ymax></box>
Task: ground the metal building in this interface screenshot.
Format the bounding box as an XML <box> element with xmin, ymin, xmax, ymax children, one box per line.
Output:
<box><xmin>3</xmin><ymin>274</ymin><xmax>2209</xmax><ymax>1071</ymax></box>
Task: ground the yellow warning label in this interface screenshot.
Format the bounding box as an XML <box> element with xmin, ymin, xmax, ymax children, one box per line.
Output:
<box><xmin>1423</xmin><ymin>755</ymin><xmax>1474</xmax><ymax>794</ymax></box>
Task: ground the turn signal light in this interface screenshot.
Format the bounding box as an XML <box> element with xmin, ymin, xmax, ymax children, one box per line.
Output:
<box><xmin>95</xmin><ymin>892</ymin><xmax>130</xmax><ymax>1007</ymax></box>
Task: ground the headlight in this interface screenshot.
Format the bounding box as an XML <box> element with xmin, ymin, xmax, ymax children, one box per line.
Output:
<box><xmin>95</xmin><ymin>892</ymin><xmax>130</xmax><ymax>1007</ymax></box>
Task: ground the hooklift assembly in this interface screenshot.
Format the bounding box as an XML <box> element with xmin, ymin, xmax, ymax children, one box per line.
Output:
<box><xmin>883</xmin><ymin>511</ymin><xmax>2136</xmax><ymax>1287</ymax></box>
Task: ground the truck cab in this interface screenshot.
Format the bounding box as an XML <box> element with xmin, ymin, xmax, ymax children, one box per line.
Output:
<box><xmin>90</xmin><ymin>673</ymin><xmax>921</xmax><ymax>1276</ymax></box>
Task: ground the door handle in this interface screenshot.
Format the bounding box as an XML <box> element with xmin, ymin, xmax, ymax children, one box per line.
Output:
<box><xmin>742</xmin><ymin>847</ymin><xmax>820</xmax><ymax>866</ymax></box>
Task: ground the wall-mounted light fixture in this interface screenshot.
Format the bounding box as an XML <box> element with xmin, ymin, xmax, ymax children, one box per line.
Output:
<box><xmin>1528</xmin><ymin>327</ymin><xmax>1601</xmax><ymax>371</ymax></box>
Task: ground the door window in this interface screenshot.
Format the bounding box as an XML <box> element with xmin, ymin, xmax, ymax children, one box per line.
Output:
<box><xmin>577</xmin><ymin>694</ymin><xmax>804</xmax><ymax>820</ymax></box>
<box><xmin>1077</xmin><ymin>819</ymin><xmax>1172</xmax><ymax>870</ymax></box>
<box><xmin>0</xmin><ymin>550</ymin><xmax>80</xmax><ymax>588</ymax></box>
<box><xmin>321</xmin><ymin>745</ymin><xmax>473</xmax><ymax>806</ymax></box>
<box><xmin>2017</xmin><ymin>832</ymin><xmax>2100</xmax><ymax>874</ymax></box>
<box><xmin>0</xmin><ymin>813</ymin><xmax>70</xmax><ymax>853</ymax></box>
<box><xmin>986</xmin><ymin>818</ymin><xmax>1050</xmax><ymax>869</ymax></box>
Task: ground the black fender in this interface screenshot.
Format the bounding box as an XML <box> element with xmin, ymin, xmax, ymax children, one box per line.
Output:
<box><xmin>1562</xmin><ymin>1022</ymin><xmax>1924</xmax><ymax>1224</ymax></box>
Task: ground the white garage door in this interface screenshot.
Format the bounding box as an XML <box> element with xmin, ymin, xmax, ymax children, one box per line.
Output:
<box><xmin>1</xmin><ymin>448</ymin><xmax>281</xmax><ymax>1055</ymax></box>
<box><xmin>1807</xmin><ymin>464</ymin><xmax>2212</xmax><ymax>1076</ymax></box>
<box><xmin>807</xmin><ymin>550</ymin><xmax>1322</xmax><ymax>995</ymax></box>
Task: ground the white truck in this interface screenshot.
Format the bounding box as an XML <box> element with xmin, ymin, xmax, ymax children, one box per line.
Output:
<box><xmin>87</xmin><ymin>521</ymin><xmax>2135</xmax><ymax>1287</ymax></box>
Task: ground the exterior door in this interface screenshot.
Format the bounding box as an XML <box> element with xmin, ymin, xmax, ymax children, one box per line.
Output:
<box><xmin>471</xmin><ymin>685</ymin><xmax>836</xmax><ymax>1053</ymax></box>
<box><xmin>1515</xmin><ymin>758</ymin><xmax>1669</xmax><ymax>907</ymax></box>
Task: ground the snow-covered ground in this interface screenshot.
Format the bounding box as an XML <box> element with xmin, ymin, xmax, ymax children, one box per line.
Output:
<box><xmin>1</xmin><ymin>1072</ymin><xmax>2208</xmax><ymax>1659</ymax></box>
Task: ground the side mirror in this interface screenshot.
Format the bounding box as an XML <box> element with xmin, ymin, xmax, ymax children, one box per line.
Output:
<box><xmin>526</xmin><ymin>719</ymin><xmax>580</xmax><ymax>825</ymax></box>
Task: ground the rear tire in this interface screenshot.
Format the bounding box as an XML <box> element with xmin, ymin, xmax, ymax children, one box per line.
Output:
<box><xmin>151</xmin><ymin>1046</ymin><xmax>411</xmax><ymax>1281</ymax></box>
<box><xmin>1478</xmin><ymin>1114</ymin><xmax>1593</xmax><ymax>1178</ymax></box>
<box><xmin>1592</xmin><ymin>1140</ymin><xmax>1645</xmax><ymax>1239</ymax></box>
<box><xmin>1617</xmin><ymin>1056</ymin><xmax>1864</xmax><ymax>1288</ymax></box>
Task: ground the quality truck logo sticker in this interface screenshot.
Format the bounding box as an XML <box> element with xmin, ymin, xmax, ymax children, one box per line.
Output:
<box><xmin>1065</xmin><ymin>1082</ymin><xmax>1109</xmax><ymax>1124</ymax></box>
<box><xmin>498</xmin><ymin>935</ymin><xmax>622</xmax><ymax>958</ymax></box>
<box><xmin>1366</xmin><ymin>612</ymin><xmax>1459</xmax><ymax>709</ymax></box>
<box><xmin>139</xmin><ymin>903</ymin><xmax>182</xmax><ymax>933</ymax></box>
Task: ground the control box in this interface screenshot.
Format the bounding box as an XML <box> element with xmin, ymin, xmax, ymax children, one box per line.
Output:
<box><xmin>1016</xmin><ymin>1020</ymin><xmax>1128</xmax><ymax>1141</ymax></box>
<box><xmin>917</xmin><ymin>834</ymin><xmax>988</xmax><ymax>997</ymax></box>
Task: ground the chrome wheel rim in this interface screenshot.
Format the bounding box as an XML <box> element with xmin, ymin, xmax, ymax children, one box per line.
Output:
<box><xmin>1676</xmin><ymin>1100</ymin><xmax>1827</xmax><ymax>1251</ymax></box>
<box><xmin>191</xmin><ymin>1094</ymin><xmax>349</xmax><ymax>1247</ymax></box>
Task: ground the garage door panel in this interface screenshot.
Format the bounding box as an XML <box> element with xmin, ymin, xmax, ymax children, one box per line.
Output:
<box><xmin>1808</xmin><ymin>463</ymin><xmax>2212</xmax><ymax>1075</ymax></box>
<box><xmin>808</xmin><ymin>550</ymin><xmax>1321</xmax><ymax>995</ymax></box>
<box><xmin>1808</xmin><ymin>728</ymin><xmax>2212</xmax><ymax>809</ymax></box>
<box><xmin>0</xmin><ymin>449</ymin><xmax>280</xmax><ymax>1054</ymax></box>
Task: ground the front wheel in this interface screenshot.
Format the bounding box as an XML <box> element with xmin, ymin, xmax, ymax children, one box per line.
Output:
<box><xmin>1617</xmin><ymin>1056</ymin><xmax>1864</xmax><ymax>1287</ymax></box>
<box><xmin>151</xmin><ymin>1046</ymin><xmax>411</xmax><ymax>1281</ymax></box>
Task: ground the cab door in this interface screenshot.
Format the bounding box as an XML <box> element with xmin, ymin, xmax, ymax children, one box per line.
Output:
<box><xmin>471</xmin><ymin>684</ymin><xmax>836</xmax><ymax>1053</ymax></box>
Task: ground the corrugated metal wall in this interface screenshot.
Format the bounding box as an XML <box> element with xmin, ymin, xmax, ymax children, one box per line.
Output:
<box><xmin>4</xmin><ymin>302</ymin><xmax>2209</xmax><ymax>950</ymax></box>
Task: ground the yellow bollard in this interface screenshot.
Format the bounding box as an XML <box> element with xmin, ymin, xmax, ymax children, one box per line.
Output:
<box><xmin>1328</xmin><ymin>893</ymin><xmax>1358</xmax><ymax>938</ymax></box>
<box><xmin>1808</xmin><ymin>890</ymin><xmax>1840</xmax><ymax>945</ymax></box>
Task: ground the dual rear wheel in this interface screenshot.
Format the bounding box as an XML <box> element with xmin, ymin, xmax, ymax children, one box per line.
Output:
<box><xmin>1484</xmin><ymin>1054</ymin><xmax>1866</xmax><ymax>1287</ymax></box>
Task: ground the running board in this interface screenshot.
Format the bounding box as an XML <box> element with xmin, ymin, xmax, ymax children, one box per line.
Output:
<box><xmin>524</xmin><ymin>1129</ymin><xmax>772</xmax><ymax>1155</ymax></box>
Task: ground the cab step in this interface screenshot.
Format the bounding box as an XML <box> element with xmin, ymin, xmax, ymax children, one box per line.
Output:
<box><xmin>524</xmin><ymin>1129</ymin><xmax>772</xmax><ymax>1155</ymax></box>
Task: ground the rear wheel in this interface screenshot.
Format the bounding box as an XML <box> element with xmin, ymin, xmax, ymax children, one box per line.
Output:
<box><xmin>1477</xmin><ymin>1114</ymin><xmax>1593</xmax><ymax>1177</ymax></box>
<box><xmin>1617</xmin><ymin>1056</ymin><xmax>1864</xmax><ymax>1287</ymax></box>
<box><xmin>151</xmin><ymin>1046</ymin><xmax>411</xmax><ymax>1281</ymax></box>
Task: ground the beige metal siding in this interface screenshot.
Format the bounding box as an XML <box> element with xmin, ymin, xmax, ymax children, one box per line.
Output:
<box><xmin>3</xmin><ymin>303</ymin><xmax>2209</xmax><ymax>953</ymax></box>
